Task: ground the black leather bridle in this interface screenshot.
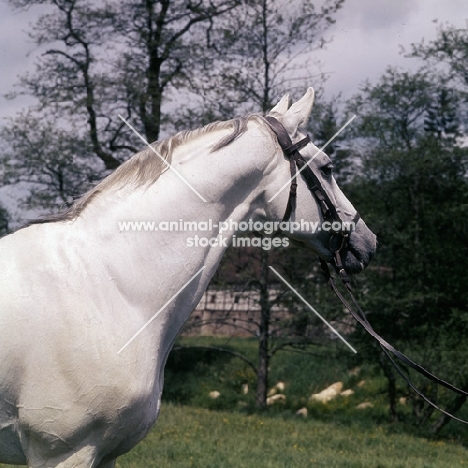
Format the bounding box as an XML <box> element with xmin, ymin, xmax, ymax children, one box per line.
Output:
<box><xmin>264</xmin><ymin>115</ymin><xmax>468</xmax><ymax>425</ymax></box>
<box><xmin>264</xmin><ymin>116</ymin><xmax>359</xmax><ymax>281</ymax></box>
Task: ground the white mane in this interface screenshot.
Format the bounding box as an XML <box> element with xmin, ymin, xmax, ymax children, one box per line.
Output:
<box><xmin>32</xmin><ymin>115</ymin><xmax>263</xmax><ymax>224</ymax></box>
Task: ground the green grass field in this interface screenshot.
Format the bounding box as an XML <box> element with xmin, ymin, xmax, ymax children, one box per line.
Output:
<box><xmin>116</xmin><ymin>403</ymin><xmax>468</xmax><ymax>468</ymax></box>
<box><xmin>1</xmin><ymin>404</ymin><xmax>466</xmax><ymax>468</ymax></box>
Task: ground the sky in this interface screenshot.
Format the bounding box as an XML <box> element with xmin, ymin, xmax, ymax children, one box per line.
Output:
<box><xmin>0</xmin><ymin>0</ymin><xmax>466</xmax><ymax>222</ymax></box>
<box><xmin>320</xmin><ymin>0</ymin><xmax>467</xmax><ymax>98</ymax></box>
<box><xmin>0</xmin><ymin>0</ymin><xmax>467</xmax><ymax>119</ymax></box>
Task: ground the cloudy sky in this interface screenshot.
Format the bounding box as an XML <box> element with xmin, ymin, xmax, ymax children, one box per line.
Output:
<box><xmin>320</xmin><ymin>0</ymin><xmax>466</xmax><ymax>98</ymax></box>
<box><xmin>0</xmin><ymin>0</ymin><xmax>466</xmax><ymax>222</ymax></box>
<box><xmin>0</xmin><ymin>0</ymin><xmax>466</xmax><ymax>120</ymax></box>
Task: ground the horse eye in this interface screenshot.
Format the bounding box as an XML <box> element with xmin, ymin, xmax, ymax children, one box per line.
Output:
<box><xmin>321</xmin><ymin>164</ymin><xmax>333</xmax><ymax>177</ymax></box>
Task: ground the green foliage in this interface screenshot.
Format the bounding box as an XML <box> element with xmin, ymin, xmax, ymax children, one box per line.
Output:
<box><xmin>344</xmin><ymin>65</ymin><xmax>468</xmax><ymax>427</ymax></box>
<box><xmin>424</xmin><ymin>88</ymin><xmax>459</xmax><ymax>139</ymax></box>
<box><xmin>163</xmin><ymin>340</ymin><xmax>257</xmax><ymax>410</ymax></box>
<box><xmin>110</xmin><ymin>335</ymin><xmax>468</xmax><ymax>466</ymax></box>
<box><xmin>162</xmin><ymin>337</ymin><xmax>468</xmax><ymax>440</ymax></box>
<box><xmin>308</xmin><ymin>96</ymin><xmax>355</xmax><ymax>184</ymax></box>
<box><xmin>163</xmin><ymin>337</ymin><xmax>351</xmax><ymax>411</ymax></box>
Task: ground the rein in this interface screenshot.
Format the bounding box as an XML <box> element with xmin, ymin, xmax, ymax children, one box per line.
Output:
<box><xmin>264</xmin><ymin>115</ymin><xmax>468</xmax><ymax>425</ymax></box>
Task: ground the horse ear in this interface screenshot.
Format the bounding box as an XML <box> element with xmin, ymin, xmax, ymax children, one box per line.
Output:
<box><xmin>282</xmin><ymin>87</ymin><xmax>315</xmax><ymax>133</ymax></box>
<box><xmin>268</xmin><ymin>94</ymin><xmax>292</xmax><ymax>116</ymax></box>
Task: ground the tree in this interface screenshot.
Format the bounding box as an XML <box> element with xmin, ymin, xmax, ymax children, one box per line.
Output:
<box><xmin>424</xmin><ymin>87</ymin><xmax>459</xmax><ymax>141</ymax></box>
<box><xmin>1</xmin><ymin>114</ymin><xmax>98</xmax><ymax>212</ymax></box>
<box><xmin>2</xmin><ymin>0</ymin><xmax>241</xmax><ymax>215</ymax></box>
<box><xmin>409</xmin><ymin>24</ymin><xmax>468</xmax><ymax>96</ymax></box>
<box><xmin>177</xmin><ymin>0</ymin><xmax>346</xmax><ymax>409</ymax></box>
<box><xmin>186</xmin><ymin>239</ymin><xmax>353</xmax><ymax>409</ymax></box>
<box><xmin>184</xmin><ymin>0</ymin><xmax>345</xmax><ymax>121</ymax></box>
<box><xmin>345</xmin><ymin>67</ymin><xmax>468</xmax><ymax>429</ymax></box>
<box><xmin>308</xmin><ymin>96</ymin><xmax>354</xmax><ymax>183</ymax></box>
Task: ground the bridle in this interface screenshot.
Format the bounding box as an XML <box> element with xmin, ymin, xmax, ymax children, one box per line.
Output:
<box><xmin>264</xmin><ymin>116</ymin><xmax>359</xmax><ymax>282</ymax></box>
<box><xmin>264</xmin><ymin>115</ymin><xmax>468</xmax><ymax>425</ymax></box>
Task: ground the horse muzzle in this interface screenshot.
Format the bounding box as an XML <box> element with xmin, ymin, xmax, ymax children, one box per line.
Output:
<box><xmin>337</xmin><ymin>219</ymin><xmax>377</xmax><ymax>275</ymax></box>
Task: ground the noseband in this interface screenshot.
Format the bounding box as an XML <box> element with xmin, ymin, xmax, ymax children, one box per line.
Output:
<box><xmin>264</xmin><ymin>115</ymin><xmax>468</xmax><ymax>425</ymax></box>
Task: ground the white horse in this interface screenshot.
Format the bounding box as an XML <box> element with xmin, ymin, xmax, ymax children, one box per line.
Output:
<box><xmin>0</xmin><ymin>88</ymin><xmax>376</xmax><ymax>467</ymax></box>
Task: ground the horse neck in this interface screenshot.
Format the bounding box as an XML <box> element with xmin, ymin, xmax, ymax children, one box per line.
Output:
<box><xmin>76</xmin><ymin>122</ymin><xmax>278</xmax><ymax>327</ymax></box>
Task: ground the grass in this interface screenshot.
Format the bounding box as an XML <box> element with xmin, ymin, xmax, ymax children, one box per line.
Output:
<box><xmin>115</xmin><ymin>403</ymin><xmax>468</xmax><ymax>468</ymax></box>
<box><xmin>1</xmin><ymin>404</ymin><xmax>466</xmax><ymax>468</ymax></box>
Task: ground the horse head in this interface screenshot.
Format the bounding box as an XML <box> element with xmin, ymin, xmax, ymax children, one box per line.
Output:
<box><xmin>262</xmin><ymin>88</ymin><xmax>376</xmax><ymax>274</ymax></box>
